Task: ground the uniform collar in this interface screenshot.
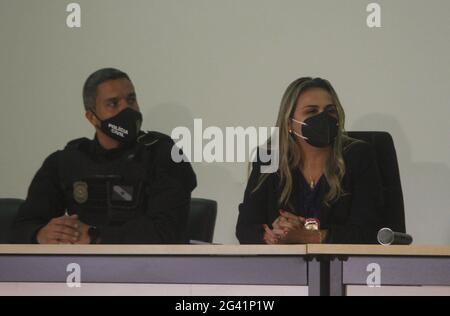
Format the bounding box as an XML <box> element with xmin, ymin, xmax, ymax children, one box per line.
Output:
<box><xmin>91</xmin><ymin>133</ymin><xmax>140</xmax><ymax>158</ymax></box>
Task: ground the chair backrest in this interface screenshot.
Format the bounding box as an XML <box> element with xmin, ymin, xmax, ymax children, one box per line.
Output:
<box><xmin>346</xmin><ymin>131</ymin><xmax>406</xmax><ymax>233</ymax></box>
<box><xmin>187</xmin><ymin>198</ymin><xmax>217</xmax><ymax>243</ymax></box>
<box><xmin>0</xmin><ymin>198</ymin><xmax>24</xmax><ymax>243</ymax></box>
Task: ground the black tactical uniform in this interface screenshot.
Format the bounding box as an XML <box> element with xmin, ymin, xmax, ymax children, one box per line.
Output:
<box><xmin>11</xmin><ymin>131</ymin><xmax>197</xmax><ymax>244</ymax></box>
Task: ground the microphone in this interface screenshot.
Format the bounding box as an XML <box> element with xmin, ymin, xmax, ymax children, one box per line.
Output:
<box><xmin>377</xmin><ymin>227</ymin><xmax>413</xmax><ymax>245</ymax></box>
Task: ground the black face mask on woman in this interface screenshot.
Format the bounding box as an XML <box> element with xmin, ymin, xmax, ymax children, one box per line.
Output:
<box><xmin>291</xmin><ymin>111</ymin><xmax>339</xmax><ymax>148</ymax></box>
<box><xmin>92</xmin><ymin>107</ymin><xmax>143</xmax><ymax>143</ymax></box>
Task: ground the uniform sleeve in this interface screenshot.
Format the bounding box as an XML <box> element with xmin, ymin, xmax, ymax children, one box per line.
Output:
<box><xmin>99</xmin><ymin>139</ymin><xmax>197</xmax><ymax>244</ymax></box>
<box><xmin>235</xmin><ymin>162</ymin><xmax>270</xmax><ymax>244</ymax></box>
<box><xmin>326</xmin><ymin>142</ymin><xmax>384</xmax><ymax>244</ymax></box>
<box><xmin>10</xmin><ymin>152</ymin><xmax>66</xmax><ymax>244</ymax></box>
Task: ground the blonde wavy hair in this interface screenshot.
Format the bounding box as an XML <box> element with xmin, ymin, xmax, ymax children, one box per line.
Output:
<box><xmin>253</xmin><ymin>77</ymin><xmax>355</xmax><ymax>208</ymax></box>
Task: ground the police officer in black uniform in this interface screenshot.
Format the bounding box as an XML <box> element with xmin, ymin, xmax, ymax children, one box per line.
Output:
<box><xmin>11</xmin><ymin>68</ymin><xmax>197</xmax><ymax>244</ymax></box>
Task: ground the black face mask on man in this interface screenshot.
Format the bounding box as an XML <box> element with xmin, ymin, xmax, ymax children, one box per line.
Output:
<box><xmin>290</xmin><ymin>111</ymin><xmax>339</xmax><ymax>148</ymax></box>
<box><xmin>91</xmin><ymin>107</ymin><xmax>143</xmax><ymax>143</ymax></box>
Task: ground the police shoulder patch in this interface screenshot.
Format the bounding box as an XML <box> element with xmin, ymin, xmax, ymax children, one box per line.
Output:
<box><xmin>65</xmin><ymin>137</ymin><xmax>91</xmax><ymax>151</ymax></box>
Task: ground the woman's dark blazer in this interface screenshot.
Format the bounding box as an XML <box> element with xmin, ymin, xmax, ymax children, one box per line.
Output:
<box><xmin>236</xmin><ymin>138</ymin><xmax>384</xmax><ymax>244</ymax></box>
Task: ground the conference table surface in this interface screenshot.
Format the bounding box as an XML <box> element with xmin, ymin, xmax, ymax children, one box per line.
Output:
<box><xmin>0</xmin><ymin>244</ymin><xmax>307</xmax><ymax>255</ymax></box>
<box><xmin>307</xmin><ymin>244</ymin><xmax>450</xmax><ymax>256</ymax></box>
<box><xmin>0</xmin><ymin>244</ymin><xmax>449</xmax><ymax>256</ymax></box>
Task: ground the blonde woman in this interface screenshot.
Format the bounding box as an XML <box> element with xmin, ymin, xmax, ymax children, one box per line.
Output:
<box><xmin>236</xmin><ymin>77</ymin><xmax>383</xmax><ymax>244</ymax></box>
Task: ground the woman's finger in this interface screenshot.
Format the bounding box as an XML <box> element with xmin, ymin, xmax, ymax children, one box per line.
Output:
<box><xmin>279</xmin><ymin>211</ymin><xmax>304</xmax><ymax>226</ymax></box>
<box><xmin>277</xmin><ymin>220</ymin><xmax>301</xmax><ymax>231</ymax></box>
<box><xmin>279</xmin><ymin>210</ymin><xmax>298</xmax><ymax>220</ymax></box>
<box><xmin>272</xmin><ymin>228</ymin><xmax>287</xmax><ymax>238</ymax></box>
<box><xmin>272</xmin><ymin>216</ymin><xmax>283</xmax><ymax>229</ymax></box>
<box><xmin>263</xmin><ymin>224</ymin><xmax>276</xmax><ymax>237</ymax></box>
<box><xmin>263</xmin><ymin>232</ymin><xmax>279</xmax><ymax>244</ymax></box>
<box><xmin>263</xmin><ymin>225</ymin><xmax>284</xmax><ymax>243</ymax></box>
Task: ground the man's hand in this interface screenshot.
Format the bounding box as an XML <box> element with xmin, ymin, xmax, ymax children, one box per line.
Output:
<box><xmin>73</xmin><ymin>220</ymin><xmax>91</xmax><ymax>244</ymax></box>
<box><xmin>36</xmin><ymin>214</ymin><xmax>81</xmax><ymax>244</ymax></box>
<box><xmin>36</xmin><ymin>214</ymin><xmax>92</xmax><ymax>244</ymax></box>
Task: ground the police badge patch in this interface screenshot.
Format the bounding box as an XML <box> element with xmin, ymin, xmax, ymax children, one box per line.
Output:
<box><xmin>73</xmin><ymin>181</ymin><xmax>88</xmax><ymax>204</ymax></box>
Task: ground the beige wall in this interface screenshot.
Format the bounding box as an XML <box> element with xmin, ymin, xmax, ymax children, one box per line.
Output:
<box><xmin>0</xmin><ymin>0</ymin><xmax>449</xmax><ymax>244</ymax></box>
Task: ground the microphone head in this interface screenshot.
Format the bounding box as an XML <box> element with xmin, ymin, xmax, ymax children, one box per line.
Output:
<box><xmin>377</xmin><ymin>227</ymin><xmax>394</xmax><ymax>245</ymax></box>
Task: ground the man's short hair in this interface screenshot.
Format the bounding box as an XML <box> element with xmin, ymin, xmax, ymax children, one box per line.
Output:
<box><xmin>82</xmin><ymin>68</ymin><xmax>131</xmax><ymax>111</ymax></box>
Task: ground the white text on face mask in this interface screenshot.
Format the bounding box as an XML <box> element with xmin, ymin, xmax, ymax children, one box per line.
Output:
<box><xmin>108</xmin><ymin>123</ymin><xmax>129</xmax><ymax>137</ymax></box>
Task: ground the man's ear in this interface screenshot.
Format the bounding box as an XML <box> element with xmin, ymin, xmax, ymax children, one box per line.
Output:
<box><xmin>85</xmin><ymin>110</ymin><xmax>99</xmax><ymax>128</ymax></box>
